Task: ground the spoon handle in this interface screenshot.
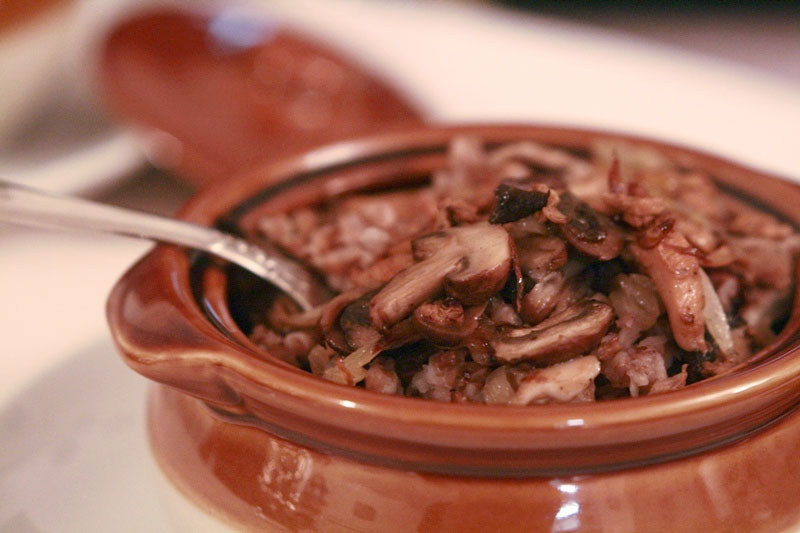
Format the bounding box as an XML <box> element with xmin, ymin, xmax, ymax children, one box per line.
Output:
<box><xmin>0</xmin><ymin>180</ymin><xmax>328</xmax><ymax>310</ymax></box>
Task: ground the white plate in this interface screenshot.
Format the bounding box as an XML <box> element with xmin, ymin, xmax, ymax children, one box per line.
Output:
<box><xmin>0</xmin><ymin>3</ymin><xmax>72</xmax><ymax>142</ymax></box>
<box><xmin>0</xmin><ymin>339</ymin><xmax>172</xmax><ymax>532</ymax></box>
<box><xmin>0</xmin><ymin>0</ymin><xmax>147</xmax><ymax>195</ymax></box>
<box><xmin>0</xmin><ymin>231</ymin><xmax>150</xmax><ymax>407</ymax></box>
<box><xmin>0</xmin><ymin>130</ymin><xmax>145</xmax><ymax>195</ymax></box>
<box><xmin>262</xmin><ymin>0</ymin><xmax>800</xmax><ymax>181</ymax></box>
<box><xmin>1</xmin><ymin>0</ymin><xmax>799</xmax><ymax>529</ymax></box>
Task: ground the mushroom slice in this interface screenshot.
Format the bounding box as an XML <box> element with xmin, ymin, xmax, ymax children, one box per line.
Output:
<box><xmin>339</xmin><ymin>295</ymin><xmax>382</xmax><ymax>350</ymax></box>
<box><xmin>489</xmin><ymin>183</ymin><xmax>549</xmax><ymax>224</ymax></box>
<box><xmin>492</xmin><ymin>300</ymin><xmax>614</xmax><ymax>365</ymax></box>
<box><xmin>370</xmin><ymin>223</ymin><xmax>511</xmax><ymax>329</ymax></box>
<box><xmin>411</xmin><ymin>230</ymin><xmax>456</xmax><ymax>261</ymax></box>
<box><xmin>510</xmin><ymin>355</ymin><xmax>601</xmax><ymax>405</ymax></box>
<box><xmin>516</xmin><ymin>235</ymin><xmax>568</xmax><ymax>282</ymax></box>
<box><xmin>443</xmin><ymin>223</ymin><xmax>513</xmax><ymax>304</ymax></box>
<box><xmin>508</xmin><ymin>237</ymin><xmax>525</xmax><ymax>312</ymax></box>
<box><xmin>412</xmin><ymin>299</ymin><xmax>484</xmax><ymax>347</ymax></box>
<box><xmin>519</xmin><ymin>270</ymin><xmax>565</xmax><ymax>325</ymax></box>
<box><xmin>321</xmin><ymin>286</ymin><xmax>378</xmax><ymax>352</ymax></box>
<box><xmin>557</xmin><ymin>192</ymin><xmax>625</xmax><ymax>260</ymax></box>
<box><xmin>629</xmin><ymin>229</ymin><xmax>707</xmax><ymax>353</ymax></box>
<box><xmin>369</xmin><ymin>244</ymin><xmax>465</xmax><ymax>330</ymax></box>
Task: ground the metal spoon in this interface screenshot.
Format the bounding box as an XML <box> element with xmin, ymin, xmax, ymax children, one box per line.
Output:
<box><xmin>0</xmin><ymin>180</ymin><xmax>330</xmax><ymax>310</ymax></box>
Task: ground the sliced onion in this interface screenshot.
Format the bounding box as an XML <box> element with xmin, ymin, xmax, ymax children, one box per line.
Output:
<box><xmin>322</xmin><ymin>341</ymin><xmax>378</xmax><ymax>385</ymax></box>
<box><xmin>322</xmin><ymin>320</ymin><xmax>421</xmax><ymax>385</ymax></box>
<box><xmin>700</xmin><ymin>269</ymin><xmax>735</xmax><ymax>357</ymax></box>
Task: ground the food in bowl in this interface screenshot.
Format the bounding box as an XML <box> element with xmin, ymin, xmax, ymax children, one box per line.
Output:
<box><xmin>108</xmin><ymin>126</ymin><xmax>800</xmax><ymax>532</ymax></box>
<box><xmin>243</xmin><ymin>136</ymin><xmax>800</xmax><ymax>404</ymax></box>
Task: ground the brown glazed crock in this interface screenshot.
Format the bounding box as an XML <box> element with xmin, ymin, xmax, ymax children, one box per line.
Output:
<box><xmin>107</xmin><ymin>125</ymin><xmax>800</xmax><ymax>532</ymax></box>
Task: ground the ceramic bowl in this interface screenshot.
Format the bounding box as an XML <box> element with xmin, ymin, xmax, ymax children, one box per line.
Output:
<box><xmin>107</xmin><ymin>125</ymin><xmax>800</xmax><ymax>532</ymax></box>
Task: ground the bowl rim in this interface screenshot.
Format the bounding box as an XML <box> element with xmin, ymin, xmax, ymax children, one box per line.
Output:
<box><xmin>108</xmin><ymin>123</ymin><xmax>800</xmax><ymax>474</ymax></box>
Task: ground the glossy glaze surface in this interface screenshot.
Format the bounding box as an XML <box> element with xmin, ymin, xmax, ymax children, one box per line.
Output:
<box><xmin>150</xmin><ymin>384</ymin><xmax>800</xmax><ymax>532</ymax></box>
<box><xmin>99</xmin><ymin>8</ymin><xmax>422</xmax><ymax>186</ymax></box>
<box><xmin>108</xmin><ymin>125</ymin><xmax>800</xmax><ymax>531</ymax></box>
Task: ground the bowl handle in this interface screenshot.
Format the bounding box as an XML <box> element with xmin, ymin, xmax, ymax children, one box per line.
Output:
<box><xmin>107</xmin><ymin>246</ymin><xmax>251</xmax><ymax>406</ymax></box>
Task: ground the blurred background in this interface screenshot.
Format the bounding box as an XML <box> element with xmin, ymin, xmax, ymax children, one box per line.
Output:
<box><xmin>502</xmin><ymin>0</ymin><xmax>800</xmax><ymax>81</ymax></box>
<box><xmin>1</xmin><ymin>0</ymin><xmax>798</xmax><ymax>204</ymax></box>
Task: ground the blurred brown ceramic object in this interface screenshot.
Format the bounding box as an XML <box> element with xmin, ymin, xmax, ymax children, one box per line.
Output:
<box><xmin>99</xmin><ymin>8</ymin><xmax>423</xmax><ymax>186</ymax></box>
<box><xmin>0</xmin><ymin>0</ymin><xmax>68</xmax><ymax>31</ymax></box>
<box><xmin>107</xmin><ymin>125</ymin><xmax>800</xmax><ymax>532</ymax></box>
